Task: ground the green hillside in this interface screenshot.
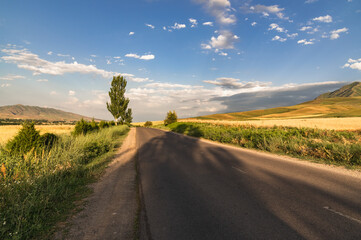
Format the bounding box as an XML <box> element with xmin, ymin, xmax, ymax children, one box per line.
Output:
<box><xmin>194</xmin><ymin>97</ymin><xmax>361</xmax><ymax>121</ymax></box>
<box><xmin>0</xmin><ymin>104</ymin><xmax>95</xmax><ymax>122</ymax></box>
<box><xmin>316</xmin><ymin>82</ymin><xmax>361</xmax><ymax>99</ymax></box>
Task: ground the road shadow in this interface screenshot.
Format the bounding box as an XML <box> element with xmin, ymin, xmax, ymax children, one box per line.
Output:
<box><xmin>136</xmin><ymin>127</ymin><xmax>361</xmax><ymax>240</ymax></box>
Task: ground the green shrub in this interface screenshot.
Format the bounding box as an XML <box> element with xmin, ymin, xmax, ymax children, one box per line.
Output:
<box><xmin>5</xmin><ymin>122</ymin><xmax>40</xmax><ymax>156</ymax></box>
<box><xmin>37</xmin><ymin>133</ymin><xmax>58</xmax><ymax>151</ymax></box>
<box><xmin>144</xmin><ymin>121</ymin><xmax>153</xmax><ymax>127</ymax></box>
<box><xmin>99</xmin><ymin>120</ymin><xmax>109</xmax><ymax>129</ymax></box>
<box><xmin>164</xmin><ymin>110</ymin><xmax>177</xmax><ymax>126</ymax></box>
<box><xmin>90</xmin><ymin>119</ymin><xmax>99</xmax><ymax>131</ymax></box>
<box><xmin>109</xmin><ymin>121</ymin><xmax>116</xmax><ymax>126</ymax></box>
<box><xmin>73</xmin><ymin>118</ymin><xmax>93</xmax><ymax>136</ymax></box>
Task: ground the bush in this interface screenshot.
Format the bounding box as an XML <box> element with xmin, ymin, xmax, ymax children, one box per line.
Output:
<box><xmin>90</xmin><ymin>119</ymin><xmax>99</xmax><ymax>131</ymax></box>
<box><xmin>37</xmin><ymin>133</ymin><xmax>58</xmax><ymax>151</ymax></box>
<box><xmin>99</xmin><ymin>120</ymin><xmax>109</xmax><ymax>129</ymax></box>
<box><xmin>144</xmin><ymin>121</ymin><xmax>153</xmax><ymax>127</ymax></box>
<box><xmin>164</xmin><ymin>110</ymin><xmax>177</xmax><ymax>126</ymax></box>
<box><xmin>109</xmin><ymin>121</ymin><xmax>116</xmax><ymax>126</ymax></box>
<box><xmin>73</xmin><ymin>119</ymin><xmax>91</xmax><ymax>136</ymax></box>
<box><xmin>5</xmin><ymin>122</ymin><xmax>41</xmax><ymax>156</ymax></box>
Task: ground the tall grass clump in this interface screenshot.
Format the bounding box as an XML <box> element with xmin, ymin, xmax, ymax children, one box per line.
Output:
<box><xmin>167</xmin><ymin>122</ymin><xmax>361</xmax><ymax>166</ymax></box>
<box><xmin>0</xmin><ymin>124</ymin><xmax>129</xmax><ymax>239</ymax></box>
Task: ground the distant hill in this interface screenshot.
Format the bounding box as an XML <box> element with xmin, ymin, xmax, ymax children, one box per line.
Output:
<box><xmin>192</xmin><ymin>82</ymin><xmax>361</xmax><ymax>121</ymax></box>
<box><xmin>316</xmin><ymin>82</ymin><xmax>361</xmax><ymax>99</ymax></box>
<box><xmin>0</xmin><ymin>104</ymin><xmax>96</xmax><ymax>122</ymax></box>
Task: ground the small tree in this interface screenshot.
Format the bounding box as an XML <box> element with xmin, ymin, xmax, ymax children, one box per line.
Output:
<box><xmin>124</xmin><ymin>108</ymin><xmax>133</xmax><ymax>125</ymax></box>
<box><xmin>144</xmin><ymin>121</ymin><xmax>153</xmax><ymax>127</ymax></box>
<box><xmin>6</xmin><ymin>121</ymin><xmax>40</xmax><ymax>156</ymax></box>
<box><xmin>106</xmin><ymin>75</ymin><xmax>132</xmax><ymax>125</ymax></box>
<box><xmin>164</xmin><ymin>110</ymin><xmax>177</xmax><ymax>125</ymax></box>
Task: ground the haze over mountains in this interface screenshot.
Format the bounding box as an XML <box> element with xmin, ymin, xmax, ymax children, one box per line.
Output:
<box><xmin>0</xmin><ymin>104</ymin><xmax>94</xmax><ymax>122</ymax></box>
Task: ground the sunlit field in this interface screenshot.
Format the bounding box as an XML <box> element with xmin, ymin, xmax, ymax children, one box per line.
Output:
<box><xmin>133</xmin><ymin>121</ymin><xmax>164</xmax><ymax>126</ymax></box>
<box><xmin>180</xmin><ymin>117</ymin><xmax>361</xmax><ymax>130</ymax></box>
<box><xmin>0</xmin><ymin>125</ymin><xmax>74</xmax><ymax>144</ymax></box>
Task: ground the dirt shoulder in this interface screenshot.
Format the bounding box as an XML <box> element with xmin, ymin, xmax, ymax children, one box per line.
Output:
<box><xmin>54</xmin><ymin>128</ymin><xmax>138</xmax><ymax>240</ymax></box>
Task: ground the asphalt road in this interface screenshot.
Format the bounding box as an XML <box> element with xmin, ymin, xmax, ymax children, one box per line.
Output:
<box><xmin>136</xmin><ymin>127</ymin><xmax>361</xmax><ymax>240</ymax></box>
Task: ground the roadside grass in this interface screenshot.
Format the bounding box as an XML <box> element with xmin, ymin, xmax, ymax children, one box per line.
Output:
<box><xmin>157</xmin><ymin>122</ymin><xmax>361</xmax><ymax>168</ymax></box>
<box><xmin>0</xmin><ymin>125</ymin><xmax>129</xmax><ymax>240</ymax></box>
<box><xmin>0</xmin><ymin>125</ymin><xmax>74</xmax><ymax>144</ymax></box>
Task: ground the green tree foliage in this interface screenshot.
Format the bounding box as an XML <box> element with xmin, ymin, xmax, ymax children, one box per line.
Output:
<box><xmin>164</xmin><ymin>110</ymin><xmax>177</xmax><ymax>125</ymax></box>
<box><xmin>144</xmin><ymin>121</ymin><xmax>153</xmax><ymax>127</ymax></box>
<box><xmin>106</xmin><ymin>75</ymin><xmax>133</xmax><ymax>125</ymax></box>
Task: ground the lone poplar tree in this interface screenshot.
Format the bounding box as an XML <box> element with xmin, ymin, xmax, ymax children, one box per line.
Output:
<box><xmin>107</xmin><ymin>75</ymin><xmax>132</xmax><ymax>125</ymax></box>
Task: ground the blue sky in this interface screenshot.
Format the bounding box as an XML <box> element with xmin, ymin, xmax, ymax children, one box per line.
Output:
<box><xmin>0</xmin><ymin>0</ymin><xmax>361</xmax><ymax>121</ymax></box>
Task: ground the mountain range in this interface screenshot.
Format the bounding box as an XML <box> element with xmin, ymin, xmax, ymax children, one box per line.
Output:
<box><xmin>194</xmin><ymin>82</ymin><xmax>361</xmax><ymax>121</ymax></box>
<box><xmin>0</xmin><ymin>104</ymin><xmax>95</xmax><ymax>122</ymax></box>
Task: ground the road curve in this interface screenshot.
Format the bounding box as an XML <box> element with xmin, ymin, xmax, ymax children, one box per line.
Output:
<box><xmin>136</xmin><ymin>127</ymin><xmax>361</xmax><ymax>240</ymax></box>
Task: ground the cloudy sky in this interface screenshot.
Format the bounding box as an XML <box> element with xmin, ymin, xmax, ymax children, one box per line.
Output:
<box><xmin>0</xmin><ymin>0</ymin><xmax>361</xmax><ymax>121</ymax></box>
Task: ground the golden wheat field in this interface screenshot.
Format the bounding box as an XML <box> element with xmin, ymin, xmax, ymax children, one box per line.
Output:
<box><xmin>0</xmin><ymin>125</ymin><xmax>74</xmax><ymax>144</ymax></box>
<box><xmin>180</xmin><ymin>117</ymin><xmax>361</xmax><ymax>130</ymax></box>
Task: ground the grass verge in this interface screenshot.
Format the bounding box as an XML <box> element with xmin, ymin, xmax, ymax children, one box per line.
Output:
<box><xmin>0</xmin><ymin>125</ymin><xmax>129</xmax><ymax>240</ymax></box>
<box><xmin>155</xmin><ymin>122</ymin><xmax>361</xmax><ymax>168</ymax></box>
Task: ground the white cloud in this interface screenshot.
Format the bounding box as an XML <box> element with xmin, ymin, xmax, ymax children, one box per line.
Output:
<box><xmin>47</xmin><ymin>51</ymin><xmax>53</xmax><ymax>55</ymax></box>
<box><xmin>196</xmin><ymin>0</ymin><xmax>236</xmax><ymax>25</ymax></box>
<box><xmin>189</xmin><ymin>18</ymin><xmax>198</xmax><ymax>27</ymax></box>
<box><xmin>268</xmin><ymin>23</ymin><xmax>287</xmax><ymax>33</ymax></box>
<box><xmin>131</xmin><ymin>77</ymin><xmax>151</xmax><ymax>82</ymax></box>
<box><xmin>171</xmin><ymin>23</ymin><xmax>186</xmax><ymax>29</ymax></box>
<box><xmin>305</xmin><ymin>0</ymin><xmax>318</xmax><ymax>3</ymax></box>
<box><xmin>272</xmin><ymin>35</ymin><xmax>287</xmax><ymax>42</ymax></box>
<box><xmin>218</xmin><ymin>52</ymin><xmax>228</xmax><ymax>56</ymax></box>
<box><xmin>125</xmin><ymin>53</ymin><xmax>155</xmax><ymax>60</ymax></box>
<box><xmin>50</xmin><ymin>91</ymin><xmax>57</xmax><ymax>95</ymax></box>
<box><xmin>129</xmin><ymin>32</ymin><xmax>135</xmax><ymax>35</ymax></box>
<box><xmin>145</xmin><ymin>23</ymin><xmax>155</xmax><ymax>29</ymax></box>
<box><xmin>251</xmin><ymin>21</ymin><xmax>257</xmax><ymax>26</ymax></box>
<box><xmin>297</xmin><ymin>39</ymin><xmax>315</xmax><ymax>45</ymax></box>
<box><xmin>330</xmin><ymin>27</ymin><xmax>348</xmax><ymax>40</ymax></box>
<box><xmin>1</xmin><ymin>83</ymin><xmax>11</xmax><ymax>88</ymax></box>
<box><xmin>0</xmin><ymin>74</ymin><xmax>25</xmax><ymax>81</ymax></box>
<box><xmin>300</xmin><ymin>26</ymin><xmax>312</xmax><ymax>31</ymax></box>
<box><xmin>313</xmin><ymin>15</ymin><xmax>332</xmax><ymax>23</ymax></box>
<box><xmin>36</xmin><ymin>79</ymin><xmax>48</xmax><ymax>82</ymax></box>
<box><xmin>90</xmin><ymin>54</ymin><xmax>97</xmax><ymax>58</ymax></box>
<box><xmin>201</xmin><ymin>30</ymin><xmax>239</xmax><ymax>50</ymax></box>
<box><xmin>68</xmin><ymin>90</ymin><xmax>76</xmax><ymax>96</ymax></box>
<box><xmin>1</xmin><ymin>47</ymin><xmax>119</xmax><ymax>78</ymax></box>
<box><xmin>106</xmin><ymin>59</ymin><xmax>111</xmax><ymax>65</ymax></box>
<box><xmin>343</xmin><ymin>58</ymin><xmax>361</xmax><ymax>71</ymax></box>
<box><xmin>287</xmin><ymin>33</ymin><xmax>298</xmax><ymax>38</ymax></box>
<box><xmin>203</xmin><ymin>21</ymin><xmax>214</xmax><ymax>26</ymax></box>
<box><xmin>248</xmin><ymin>4</ymin><xmax>288</xmax><ymax>19</ymax></box>
<box><xmin>57</xmin><ymin>53</ymin><xmax>70</xmax><ymax>57</ymax></box>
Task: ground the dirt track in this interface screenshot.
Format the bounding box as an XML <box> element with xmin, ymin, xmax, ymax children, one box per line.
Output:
<box><xmin>54</xmin><ymin>128</ymin><xmax>137</xmax><ymax>240</ymax></box>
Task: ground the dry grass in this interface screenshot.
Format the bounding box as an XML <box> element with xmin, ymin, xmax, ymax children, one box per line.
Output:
<box><xmin>0</xmin><ymin>125</ymin><xmax>74</xmax><ymax>144</ymax></box>
<box><xmin>180</xmin><ymin>117</ymin><xmax>361</xmax><ymax>130</ymax></box>
<box><xmin>133</xmin><ymin>121</ymin><xmax>164</xmax><ymax>126</ymax></box>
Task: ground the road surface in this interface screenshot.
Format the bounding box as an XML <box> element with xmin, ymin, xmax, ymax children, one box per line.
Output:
<box><xmin>137</xmin><ymin>127</ymin><xmax>361</xmax><ymax>240</ymax></box>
